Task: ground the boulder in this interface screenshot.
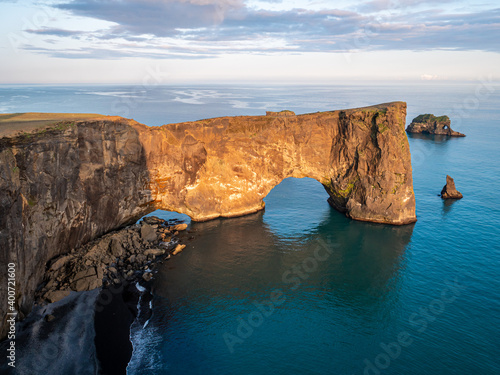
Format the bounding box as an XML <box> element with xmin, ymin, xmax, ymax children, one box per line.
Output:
<box><xmin>70</xmin><ymin>267</ymin><xmax>102</xmax><ymax>291</ymax></box>
<box><xmin>172</xmin><ymin>244</ymin><xmax>186</xmax><ymax>255</ymax></box>
<box><xmin>144</xmin><ymin>249</ymin><xmax>165</xmax><ymax>257</ymax></box>
<box><xmin>44</xmin><ymin>290</ymin><xmax>70</xmax><ymax>303</ymax></box>
<box><xmin>110</xmin><ymin>238</ymin><xmax>125</xmax><ymax>257</ymax></box>
<box><xmin>73</xmin><ymin>267</ymin><xmax>96</xmax><ymax>281</ymax></box>
<box><xmin>142</xmin><ymin>216</ymin><xmax>165</xmax><ymax>225</ymax></box>
<box><xmin>441</xmin><ymin>175</ymin><xmax>463</xmax><ymax>199</ymax></box>
<box><xmin>171</xmin><ymin>223</ymin><xmax>188</xmax><ymax>232</ymax></box>
<box><xmin>49</xmin><ymin>255</ymin><xmax>73</xmax><ymax>272</ymax></box>
<box><xmin>85</xmin><ymin>238</ymin><xmax>112</xmax><ymax>261</ymax></box>
<box><xmin>140</xmin><ymin>223</ymin><xmax>157</xmax><ymax>242</ymax></box>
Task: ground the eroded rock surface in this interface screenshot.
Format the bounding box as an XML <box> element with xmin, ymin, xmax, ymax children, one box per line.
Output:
<box><xmin>406</xmin><ymin>114</ymin><xmax>465</xmax><ymax>137</ymax></box>
<box><xmin>0</xmin><ymin>102</ymin><xmax>416</xmax><ymax>338</ymax></box>
<box><xmin>441</xmin><ymin>175</ymin><xmax>463</xmax><ymax>199</ymax></box>
<box><xmin>140</xmin><ymin>102</ymin><xmax>416</xmax><ymax>224</ymax></box>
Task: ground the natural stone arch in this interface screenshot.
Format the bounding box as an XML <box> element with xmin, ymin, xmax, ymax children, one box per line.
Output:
<box><xmin>136</xmin><ymin>102</ymin><xmax>416</xmax><ymax>225</ymax></box>
<box><xmin>0</xmin><ymin>103</ymin><xmax>417</xmax><ymax>339</ymax></box>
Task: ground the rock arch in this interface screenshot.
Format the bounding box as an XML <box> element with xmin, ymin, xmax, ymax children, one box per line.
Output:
<box><xmin>0</xmin><ymin>102</ymin><xmax>416</xmax><ymax>338</ymax></box>
<box><xmin>136</xmin><ymin>102</ymin><xmax>416</xmax><ymax>225</ymax></box>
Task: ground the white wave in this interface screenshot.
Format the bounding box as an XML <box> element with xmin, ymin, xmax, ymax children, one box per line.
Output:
<box><xmin>173</xmin><ymin>96</ymin><xmax>205</xmax><ymax>105</ymax></box>
<box><xmin>79</xmin><ymin>91</ymin><xmax>145</xmax><ymax>98</ymax></box>
<box><xmin>128</xmin><ymin>316</ymin><xmax>164</xmax><ymax>373</ymax></box>
<box><xmin>135</xmin><ymin>282</ymin><xmax>146</xmax><ymax>293</ymax></box>
<box><xmin>229</xmin><ymin>100</ymin><xmax>251</xmax><ymax>109</ymax></box>
<box><xmin>171</xmin><ymin>89</ymin><xmax>249</xmax><ymax>105</ymax></box>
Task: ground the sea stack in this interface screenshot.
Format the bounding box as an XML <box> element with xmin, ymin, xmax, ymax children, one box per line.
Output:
<box><xmin>406</xmin><ymin>114</ymin><xmax>465</xmax><ymax>137</ymax></box>
<box><xmin>441</xmin><ymin>175</ymin><xmax>463</xmax><ymax>199</ymax></box>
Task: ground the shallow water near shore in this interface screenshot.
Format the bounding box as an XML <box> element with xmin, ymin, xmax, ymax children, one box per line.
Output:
<box><xmin>1</xmin><ymin>83</ymin><xmax>500</xmax><ymax>374</ymax></box>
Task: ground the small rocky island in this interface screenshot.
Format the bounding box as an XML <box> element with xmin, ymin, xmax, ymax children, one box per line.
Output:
<box><xmin>406</xmin><ymin>114</ymin><xmax>465</xmax><ymax>137</ymax></box>
<box><xmin>441</xmin><ymin>175</ymin><xmax>463</xmax><ymax>199</ymax></box>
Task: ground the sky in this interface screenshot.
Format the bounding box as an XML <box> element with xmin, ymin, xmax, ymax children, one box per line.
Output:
<box><xmin>0</xmin><ymin>0</ymin><xmax>499</xmax><ymax>83</ymax></box>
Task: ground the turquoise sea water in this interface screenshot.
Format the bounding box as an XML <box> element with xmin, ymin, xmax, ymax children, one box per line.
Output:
<box><xmin>1</xmin><ymin>83</ymin><xmax>499</xmax><ymax>374</ymax></box>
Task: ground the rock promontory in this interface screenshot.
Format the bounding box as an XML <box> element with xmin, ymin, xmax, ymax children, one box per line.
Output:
<box><xmin>0</xmin><ymin>102</ymin><xmax>416</xmax><ymax>338</ymax></box>
<box><xmin>406</xmin><ymin>114</ymin><xmax>465</xmax><ymax>137</ymax></box>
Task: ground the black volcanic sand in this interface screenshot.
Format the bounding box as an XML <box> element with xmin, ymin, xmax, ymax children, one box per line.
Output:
<box><xmin>94</xmin><ymin>283</ymin><xmax>142</xmax><ymax>375</ymax></box>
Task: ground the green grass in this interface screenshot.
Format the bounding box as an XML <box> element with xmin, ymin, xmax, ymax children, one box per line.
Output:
<box><xmin>324</xmin><ymin>177</ymin><xmax>358</xmax><ymax>198</ymax></box>
<box><xmin>378</xmin><ymin>123</ymin><xmax>389</xmax><ymax>133</ymax></box>
<box><xmin>0</xmin><ymin>112</ymin><xmax>104</xmax><ymax>138</ymax></box>
<box><xmin>412</xmin><ymin>114</ymin><xmax>449</xmax><ymax>123</ymax></box>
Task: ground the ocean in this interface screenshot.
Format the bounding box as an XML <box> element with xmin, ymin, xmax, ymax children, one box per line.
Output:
<box><xmin>1</xmin><ymin>83</ymin><xmax>499</xmax><ymax>374</ymax></box>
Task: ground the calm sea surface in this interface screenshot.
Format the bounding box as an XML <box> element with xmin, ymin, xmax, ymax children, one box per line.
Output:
<box><xmin>1</xmin><ymin>83</ymin><xmax>499</xmax><ymax>374</ymax></box>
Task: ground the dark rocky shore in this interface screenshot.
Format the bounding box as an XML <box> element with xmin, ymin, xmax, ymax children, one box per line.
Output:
<box><xmin>36</xmin><ymin>216</ymin><xmax>188</xmax><ymax>305</ymax></box>
<box><xmin>94</xmin><ymin>282</ymin><xmax>145</xmax><ymax>375</ymax></box>
<box><xmin>0</xmin><ymin>216</ymin><xmax>189</xmax><ymax>375</ymax></box>
<box><xmin>39</xmin><ymin>215</ymin><xmax>189</xmax><ymax>374</ymax></box>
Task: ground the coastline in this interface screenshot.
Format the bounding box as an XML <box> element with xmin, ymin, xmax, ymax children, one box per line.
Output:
<box><xmin>0</xmin><ymin>215</ymin><xmax>187</xmax><ymax>374</ymax></box>
<box><xmin>94</xmin><ymin>282</ymin><xmax>142</xmax><ymax>375</ymax></box>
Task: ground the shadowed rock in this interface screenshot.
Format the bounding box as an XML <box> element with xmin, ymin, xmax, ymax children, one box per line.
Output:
<box><xmin>441</xmin><ymin>175</ymin><xmax>463</xmax><ymax>199</ymax></box>
<box><xmin>406</xmin><ymin>114</ymin><xmax>465</xmax><ymax>137</ymax></box>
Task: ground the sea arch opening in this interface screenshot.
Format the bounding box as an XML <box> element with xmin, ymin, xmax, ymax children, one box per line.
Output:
<box><xmin>260</xmin><ymin>177</ymin><xmax>334</xmax><ymax>238</ymax></box>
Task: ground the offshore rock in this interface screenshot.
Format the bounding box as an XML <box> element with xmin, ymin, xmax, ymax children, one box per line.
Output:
<box><xmin>406</xmin><ymin>114</ymin><xmax>465</xmax><ymax>137</ymax></box>
<box><xmin>441</xmin><ymin>175</ymin><xmax>463</xmax><ymax>199</ymax></box>
<box><xmin>0</xmin><ymin>103</ymin><xmax>416</xmax><ymax>338</ymax></box>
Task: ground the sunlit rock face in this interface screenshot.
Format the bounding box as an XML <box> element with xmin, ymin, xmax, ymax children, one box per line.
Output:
<box><xmin>138</xmin><ymin>101</ymin><xmax>416</xmax><ymax>225</ymax></box>
<box><xmin>0</xmin><ymin>102</ymin><xmax>416</xmax><ymax>338</ymax></box>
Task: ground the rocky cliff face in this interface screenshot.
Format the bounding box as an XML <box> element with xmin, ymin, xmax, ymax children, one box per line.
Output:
<box><xmin>140</xmin><ymin>101</ymin><xmax>415</xmax><ymax>224</ymax></box>
<box><xmin>0</xmin><ymin>102</ymin><xmax>416</xmax><ymax>338</ymax></box>
<box><xmin>0</xmin><ymin>119</ymin><xmax>152</xmax><ymax>339</ymax></box>
<box><xmin>406</xmin><ymin>114</ymin><xmax>465</xmax><ymax>137</ymax></box>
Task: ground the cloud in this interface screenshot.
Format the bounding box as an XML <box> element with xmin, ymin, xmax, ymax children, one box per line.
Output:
<box><xmin>23</xmin><ymin>44</ymin><xmax>217</xmax><ymax>59</ymax></box>
<box><xmin>421</xmin><ymin>74</ymin><xmax>439</xmax><ymax>80</ymax></box>
<box><xmin>26</xmin><ymin>28</ymin><xmax>82</xmax><ymax>37</ymax></box>
<box><xmin>19</xmin><ymin>0</ymin><xmax>500</xmax><ymax>59</ymax></box>
<box><xmin>56</xmin><ymin>0</ymin><xmax>245</xmax><ymax>36</ymax></box>
<box><xmin>358</xmin><ymin>0</ymin><xmax>454</xmax><ymax>13</ymax></box>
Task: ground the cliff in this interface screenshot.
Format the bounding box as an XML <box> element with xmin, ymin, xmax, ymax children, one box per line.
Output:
<box><xmin>0</xmin><ymin>102</ymin><xmax>416</xmax><ymax>338</ymax></box>
<box><xmin>406</xmin><ymin>114</ymin><xmax>465</xmax><ymax>137</ymax></box>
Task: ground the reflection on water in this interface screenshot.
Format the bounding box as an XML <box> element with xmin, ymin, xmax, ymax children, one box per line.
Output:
<box><xmin>129</xmin><ymin>178</ymin><xmax>414</xmax><ymax>374</ymax></box>
<box><xmin>442</xmin><ymin>198</ymin><xmax>460</xmax><ymax>215</ymax></box>
<box><xmin>406</xmin><ymin>133</ymin><xmax>465</xmax><ymax>143</ymax></box>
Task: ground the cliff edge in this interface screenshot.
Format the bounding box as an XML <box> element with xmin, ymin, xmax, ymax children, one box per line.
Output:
<box><xmin>0</xmin><ymin>102</ymin><xmax>416</xmax><ymax>338</ymax></box>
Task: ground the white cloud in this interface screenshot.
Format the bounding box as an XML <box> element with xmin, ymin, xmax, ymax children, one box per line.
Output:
<box><xmin>420</xmin><ymin>74</ymin><xmax>439</xmax><ymax>80</ymax></box>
